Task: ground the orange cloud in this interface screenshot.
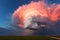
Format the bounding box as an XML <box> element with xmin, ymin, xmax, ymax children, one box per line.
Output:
<box><xmin>12</xmin><ymin>1</ymin><xmax>60</xmax><ymax>28</ymax></box>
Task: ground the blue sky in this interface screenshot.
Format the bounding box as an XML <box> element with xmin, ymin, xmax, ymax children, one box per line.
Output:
<box><xmin>0</xmin><ymin>0</ymin><xmax>60</xmax><ymax>28</ymax></box>
<box><xmin>0</xmin><ymin>0</ymin><xmax>32</xmax><ymax>28</ymax></box>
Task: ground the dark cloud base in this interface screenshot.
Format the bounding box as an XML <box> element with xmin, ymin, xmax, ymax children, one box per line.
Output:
<box><xmin>0</xmin><ymin>21</ymin><xmax>60</xmax><ymax>36</ymax></box>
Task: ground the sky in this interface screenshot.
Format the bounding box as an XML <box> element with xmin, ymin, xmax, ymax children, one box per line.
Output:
<box><xmin>0</xmin><ymin>0</ymin><xmax>60</xmax><ymax>28</ymax></box>
<box><xmin>0</xmin><ymin>0</ymin><xmax>31</xmax><ymax>28</ymax></box>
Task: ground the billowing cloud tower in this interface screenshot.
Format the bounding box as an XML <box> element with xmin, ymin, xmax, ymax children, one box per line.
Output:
<box><xmin>12</xmin><ymin>0</ymin><xmax>60</xmax><ymax>35</ymax></box>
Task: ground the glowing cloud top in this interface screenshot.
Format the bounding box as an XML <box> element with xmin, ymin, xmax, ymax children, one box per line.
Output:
<box><xmin>12</xmin><ymin>1</ymin><xmax>60</xmax><ymax>28</ymax></box>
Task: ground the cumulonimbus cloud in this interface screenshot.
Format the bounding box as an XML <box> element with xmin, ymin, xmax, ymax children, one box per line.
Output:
<box><xmin>12</xmin><ymin>0</ymin><xmax>60</xmax><ymax>29</ymax></box>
